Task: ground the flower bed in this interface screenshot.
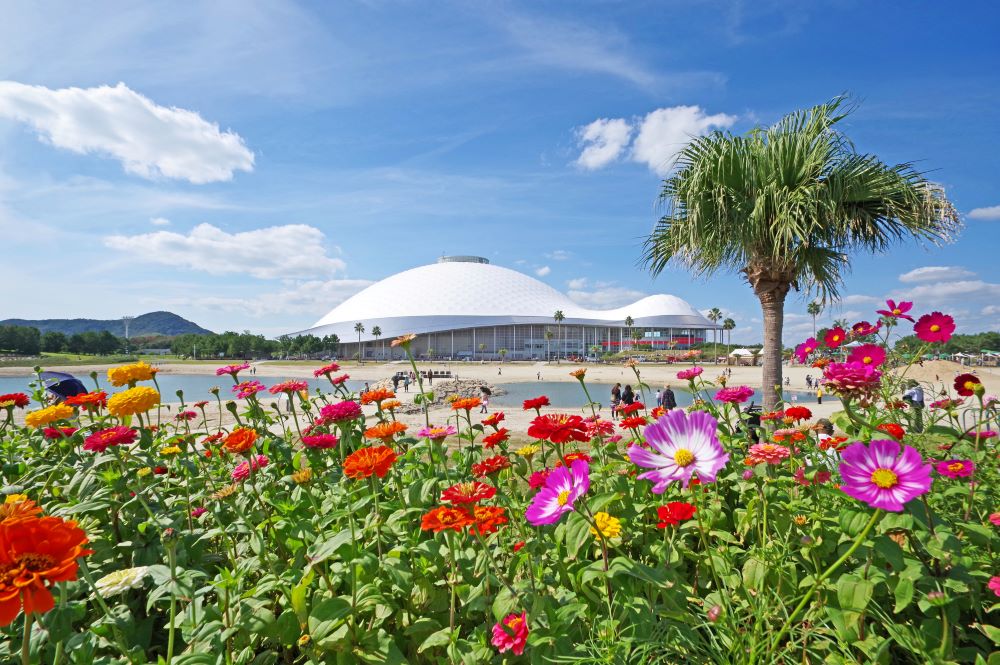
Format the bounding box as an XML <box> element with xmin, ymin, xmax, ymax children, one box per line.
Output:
<box><xmin>0</xmin><ymin>302</ymin><xmax>998</xmax><ymax>663</ymax></box>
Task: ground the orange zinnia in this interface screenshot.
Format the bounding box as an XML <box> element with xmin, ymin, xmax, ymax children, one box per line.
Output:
<box><xmin>343</xmin><ymin>446</ymin><xmax>397</xmax><ymax>480</ymax></box>
<box><xmin>0</xmin><ymin>496</ymin><xmax>42</xmax><ymax>523</ymax></box>
<box><xmin>0</xmin><ymin>515</ymin><xmax>92</xmax><ymax>626</ymax></box>
<box><xmin>364</xmin><ymin>421</ymin><xmax>407</xmax><ymax>442</ymax></box>
<box><xmin>224</xmin><ymin>428</ymin><xmax>258</xmax><ymax>454</ymax></box>
<box><xmin>451</xmin><ymin>397</ymin><xmax>482</xmax><ymax>411</ymax></box>
<box><xmin>421</xmin><ymin>506</ymin><xmax>475</xmax><ymax>533</ymax></box>
<box><xmin>360</xmin><ymin>388</ymin><xmax>395</xmax><ymax>405</ymax></box>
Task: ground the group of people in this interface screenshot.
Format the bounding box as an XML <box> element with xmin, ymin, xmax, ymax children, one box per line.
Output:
<box><xmin>390</xmin><ymin>372</ymin><xmax>414</xmax><ymax>392</ymax></box>
<box><xmin>609</xmin><ymin>382</ymin><xmax>676</xmax><ymax>419</ymax></box>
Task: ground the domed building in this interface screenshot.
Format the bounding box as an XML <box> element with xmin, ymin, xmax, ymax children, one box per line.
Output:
<box><xmin>295</xmin><ymin>256</ymin><xmax>717</xmax><ymax>360</ymax></box>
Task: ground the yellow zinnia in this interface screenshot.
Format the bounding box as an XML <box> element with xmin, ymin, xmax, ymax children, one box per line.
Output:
<box><xmin>589</xmin><ymin>512</ymin><xmax>622</xmax><ymax>539</ymax></box>
<box><xmin>108</xmin><ymin>386</ymin><xmax>160</xmax><ymax>417</ymax></box>
<box><xmin>515</xmin><ymin>444</ymin><xmax>540</xmax><ymax>459</ymax></box>
<box><xmin>159</xmin><ymin>446</ymin><xmax>182</xmax><ymax>456</ymax></box>
<box><xmin>107</xmin><ymin>361</ymin><xmax>157</xmax><ymax>387</ymax></box>
<box><xmin>24</xmin><ymin>403</ymin><xmax>74</xmax><ymax>429</ymax></box>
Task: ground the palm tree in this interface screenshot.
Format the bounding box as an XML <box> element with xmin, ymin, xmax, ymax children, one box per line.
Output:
<box><xmin>478</xmin><ymin>343</ymin><xmax>486</xmax><ymax>361</ymax></box>
<box><xmin>371</xmin><ymin>325</ymin><xmax>382</xmax><ymax>360</ymax></box>
<box><xmin>553</xmin><ymin>311</ymin><xmax>565</xmax><ymax>363</ymax></box>
<box><xmin>643</xmin><ymin>98</ymin><xmax>958</xmax><ymax>411</ymax></box>
<box><xmin>707</xmin><ymin>307</ymin><xmax>723</xmax><ymax>363</ymax></box>
<box><xmin>354</xmin><ymin>322</ymin><xmax>365</xmax><ymax>364</ymax></box>
<box><xmin>832</xmin><ymin>318</ymin><xmax>850</xmax><ymax>331</ymax></box>
<box><xmin>544</xmin><ymin>329</ymin><xmax>554</xmax><ymax>361</ymax></box>
<box><xmin>498</xmin><ymin>348</ymin><xmax>507</xmax><ymax>364</ymax></box>
<box><xmin>624</xmin><ymin>316</ymin><xmax>634</xmax><ymax>353</ymax></box>
<box><xmin>722</xmin><ymin>317</ymin><xmax>736</xmax><ymax>351</ymax></box>
<box><xmin>807</xmin><ymin>301</ymin><xmax>823</xmax><ymax>338</ymax></box>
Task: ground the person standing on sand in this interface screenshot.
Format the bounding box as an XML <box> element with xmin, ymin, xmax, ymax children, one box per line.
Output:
<box><xmin>480</xmin><ymin>392</ymin><xmax>489</xmax><ymax>413</ymax></box>
<box><xmin>902</xmin><ymin>381</ymin><xmax>925</xmax><ymax>432</ymax></box>
<box><xmin>816</xmin><ymin>386</ymin><xmax>823</xmax><ymax>404</ymax></box>
<box><xmin>660</xmin><ymin>384</ymin><xmax>677</xmax><ymax>410</ymax></box>
<box><xmin>610</xmin><ymin>383</ymin><xmax>622</xmax><ymax>419</ymax></box>
<box><xmin>403</xmin><ymin>374</ymin><xmax>410</xmax><ymax>392</ymax></box>
<box><xmin>498</xmin><ymin>366</ymin><xmax>502</xmax><ymax>376</ymax></box>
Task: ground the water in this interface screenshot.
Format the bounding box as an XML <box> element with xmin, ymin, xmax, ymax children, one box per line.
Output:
<box><xmin>0</xmin><ymin>374</ymin><xmax>819</xmax><ymax>410</ymax></box>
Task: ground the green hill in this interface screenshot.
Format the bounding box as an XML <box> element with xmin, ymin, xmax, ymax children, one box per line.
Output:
<box><xmin>0</xmin><ymin>311</ymin><xmax>213</xmax><ymax>337</ymax></box>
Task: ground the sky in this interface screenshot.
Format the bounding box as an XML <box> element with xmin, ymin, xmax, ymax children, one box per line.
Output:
<box><xmin>1</xmin><ymin>0</ymin><xmax>998</xmax><ymax>343</ymax></box>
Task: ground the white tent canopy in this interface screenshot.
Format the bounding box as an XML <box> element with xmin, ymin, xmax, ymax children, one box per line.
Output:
<box><xmin>729</xmin><ymin>348</ymin><xmax>755</xmax><ymax>357</ymax></box>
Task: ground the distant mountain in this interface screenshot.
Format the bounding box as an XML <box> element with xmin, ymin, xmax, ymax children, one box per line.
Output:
<box><xmin>0</xmin><ymin>311</ymin><xmax>213</xmax><ymax>337</ymax></box>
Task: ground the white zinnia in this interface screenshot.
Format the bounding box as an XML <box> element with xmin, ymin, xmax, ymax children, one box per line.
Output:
<box><xmin>94</xmin><ymin>566</ymin><xmax>150</xmax><ymax>597</ymax></box>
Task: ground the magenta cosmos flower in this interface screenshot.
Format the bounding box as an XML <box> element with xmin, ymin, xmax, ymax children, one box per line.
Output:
<box><xmin>851</xmin><ymin>320</ymin><xmax>881</xmax><ymax>337</ymax></box>
<box><xmin>525</xmin><ymin>459</ymin><xmax>590</xmax><ymax>526</ymax></box>
<box><xmin>823</xmin><ymin>361</ymin><xmax>881</xmax><ymax>400</ymax></box>
<box><xmin>824</xmin><ymin>327</ymin><xmax>847</xmax><ymax>349</ymax></box>
<box><xmin>715</xmin><ymin>386</ymin><xmax>754</xmax><ymax>404</ymax></box>
<box><xmin>876</xmin><ymin>299</ymin><xmax>915</xmax><ymax>323</ymax></box>
<box><xmin>838</xmin><ymin>440</ymin><xmax>932</xmax><ymax>511</ymax></box>
<box><xmin>794</xmin><ymin>338</ymin><xmax>818</xmax><ymax>363</ymax></box>
<box><xmin>935</xmin><ymin>459</ymin><xmax>975</xmax><ymax>478</ymax></box>
<box><xmin>846</xmin><ymin>344</ymin><xmax>887</xmax><ymax>368</ymax></box>
<box><xmin>677</xmin><ymin>366</ymin><xmax>704</xmax><ymax>381</ymax></box>
<box><xmin>913</xmin><ymin>312</ymin><xmax>955</xmax><ymax>343</ymax></box>
<box><xmin>491</xmin><ymin>612</ymin><xmax>529</xmax><ymax>656</ymax></box>
<box><xmin>628</xmin><ymin>409</ymin><xmax>728</xmax><ymax>491</ymax></box>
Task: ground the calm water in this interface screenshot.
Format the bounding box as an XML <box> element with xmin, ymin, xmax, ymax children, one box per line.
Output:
<box><xmin>1</xmin><ymin>374</ymin><xmax>819</xmax><ymax>409</ymax></box>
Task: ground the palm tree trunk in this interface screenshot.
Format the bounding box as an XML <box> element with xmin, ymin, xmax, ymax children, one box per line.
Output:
<box><xmin>748</xmin><ymin>266</ymin><xmax>792</xmax><ymax>413</ymax></box>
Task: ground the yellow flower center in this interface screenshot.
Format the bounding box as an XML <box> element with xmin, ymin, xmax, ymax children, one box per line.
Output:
<box><xmin>930</xmin><ymin>324</ymin><xmax>940</xmax><ymax>332</ymax></box>
<box><xmin>674</xmin><ymin>448</ymin><xmax>695</xmax><ymax>467</ymax></box>
<box><xmin>557</xmin><ymin>490</ymin><xmax>571</xmax><ymax>506</ymax></box>
<box><xmin>947</xmin><ymin>462</ymin><xmax>964</xmax><ymax>473</ymax></box>
<box><xmin>870</xmin><ymin>468</ymin><xmax>898</xmax><ymax>489</ymax></box>
<box><xmin>507</xmin><ymin>616</ymin><xmax>523</xmax><ymax>629</ymax></box>
<box><xmin>892</xmin><ymin>308</ymin><xmax>901</xmax><ymax>315</ymax></box>
<box><xmin>863</xmin><ymin>356</ymin><xmax>872</xmax><ymax>364</ymax></box>
<box><xmin>964</xmin><ymin>381</ymin><xmax>976</xmax><ymax>391</ymax></box>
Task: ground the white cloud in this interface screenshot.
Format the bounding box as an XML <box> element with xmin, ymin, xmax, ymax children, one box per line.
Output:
<box><xmin>566</xmin><ymin>277</ymin><xmax>588</xmax><ymax>290</ymax></box>
<box><xmin>568</xmin><ymin>286</ymin><xmax>647</xmax><ymax>309</ymax></box>
<box><xmin>150</xmin><ymin>217</ymin><xmax>171</xmax><ymax>226</ymax></box>
<box><xmin>631</xmin><ymin>106</ymin><xmax>737</xmax><ymax>175</ymax></box>
<box><xmin>545</xmin><ymin>249</ymin><xmax>572</xmax><ymax>261</ymax></box>
<box><xmin>535</xmin><ymin>265</ymin><xmax>551</xmax><ymax>277</ymax></box>
<box><xmin>983</xmin><ymin>305</ymin><xmax>1000</xmax><ymax>316</ymax></box>
<box><xmin>839</xmin><ymin>294</ymin><xmax>879</xmax><ymax>305</ymax></box>
<box><xmin>968</xmin><ymin>205</ymin><xmax>1000</xmax><ymax>220</ymax></box>
<box><xmin>574</xmin><ymin>118</ymin><xmax>632</xmax><ymax>170</ymax></box>
<box><xmin>0</xmin><ymin>81</ymin><xmax>254</xmax><ymax>184</ymax></box>
<box><xmin>893</xmin><ymin>280</ymin><xmax>1000</xmax><ymax>303</ymax></box>
<box><xmin>898</xmin><ymin>266</ymin><xmax>976</xmax><ymax>283</ymax></box>
<box><xmin>104</xmin><ymin>223</ymin><xmax>346</xmax><ymax>279</ymax></box>
<box><xmin>154</xmin><ymin>279</ymin><xmax>373</xmax><ymax>320</ymax></box>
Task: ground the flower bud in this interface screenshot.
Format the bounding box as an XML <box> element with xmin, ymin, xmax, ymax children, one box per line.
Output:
<box><xmin>707</xmin><ymin>605</ymin><xmax>722</xmax><ymax>622</ymax></box>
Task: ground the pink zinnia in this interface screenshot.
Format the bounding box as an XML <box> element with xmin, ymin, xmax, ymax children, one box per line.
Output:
<box><xmin>824</xmin><ymin>327</ymin><xmax>847</xmax><ymax>349</ymax></box>
<box><xmin>269</xmin><ymin>380</ymin><xmax>309</xmax><ymax>395</ymax></box>
<box><xmin>83</xmin><ymin>426</ymin><xmax>137</xmax><ymax>453</ymax></box>
<box><xmin>715</xmin><ymin>386</ymin><xmax>754</xmax><ymax>404</ymax></box>
<box><xmin>747</xmin><ymin>443</ymin><xmax>791</xmax><ymax>465</ymax></box>
<box><xmin>42</xmin><ymin>426</ymin><xmax>78</xmax><ymax>440</ymax></box>
<box><xmin>316</xmin><ymin>401</ymin><xmax>362</xmax><ymax>425</ymax></box>
<box><xmin>628</xmin><ymin>409</ymin><xmax>729</xmax><ymax>491</ymax></box>
<box><xmin>417</xmin><ymin>424</ymin><xmax>457</xmax><ymax>441</ymax></box>
<box><xmin>989</xmin><ymin>577</ymin><xmax>1000</xmax><ymax>598</ymax></box>
<box><xmin>794</xmin><ymin>338</ymin><xmax>818</xmax><ymax>364</ymax></box>
<box><xmin>233</xmin><ymin>381</ymin><xmax>266</xmax><ymax>399</ymax></box>
<box><xmin>313</xmin><ymin>363</ymin><xmax>341</xmax><ymax>378</ymax></box>
<box><xmin>191</xmin><ymin>507</ymin><xmax>207</xmax><ymax>518</ymax></box>
<box><xmin>935</xmin><ymin>459</ymin><xmax>974</xmax><ymax>478</ymax></box>
<box><xmin>175</xmin><ymin>410</ymin><xmax>198</xmax><ymax>421</ymax></box>
<box><xmin>989</xmin><ymin>513</ymin><xmax>1000</xmax><ymax>526</ymax></box>
<box><xmin>913</xmin><ymin>312</ymin><xmax>955</xmax><ymax>343</ymax></box>
<box><xmin>528</xmin><ymin>469</ymin><xmax>551</xmax><ymax>489</ymax></box>
<box><xmin>491</xmin><ymin>612</ymin><xmax>529</xmax><ymax>656</ymax></box>
<box><xmin>847</xmin><ymin>344</ymin><xmax>886</xmax><ymax>368</ymax></box>
<box><xmin>525</xmin><ymin>460</ymin><xmax>589</xmax><ymax>526</ymax></box>
<box><xmin>231</xmin><ymin>455</ymin><xmax>269</xmax><ymax>481</ymax></box>
<box><xmin>823</xmin><ymin>361</ymin><xmax>881</xmax><ymax>399</ymax></box>
<box><xmin>838</xmin><ymin>440</ymin><xmax>932</xmax><ymax>511</ymax></box>
<box><xmin>329</xmin><ymin>374</ymin><xmax>350</xmax><ymax>385</ymax></box>
<box><xmin>876</xmin><ymin>299</ymin><xmax>915</xmax><ymax>323</ymax></box>
<box><xmin>302</xmin><ymin>433</ymin><xmax>339</xmax><ymax>449</ymax></box>
<box><xmin>964</xmin><ymin>430</ymin><xmax>997</xmax><ymax>442</ymax></box>
<box><xmin>676</xmin><ymin>366</ymin><xmax>704</xmax><ymax>381</ymax></box>
<box><xmin>216</xmin><ymin>362</ymin><xmax>250</xmax><ymax>378</ymax></box>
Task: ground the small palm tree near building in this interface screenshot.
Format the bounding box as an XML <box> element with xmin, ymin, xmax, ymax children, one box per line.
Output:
<box><xmin>354</xmin><ymin>322</ymin><xmax>365</xmax><ymax>364</ymax></box>
<box><xmin>707</xmin><ymin>307</ymin><xmax>723</xmax><ymax>362</ymax></box>
<box><xmin>807</xmin><ymin>301</ymin><xmax>822</xmax><ymax>338</ymax></box>
<box><xmin>371</xmin><ymin>326</ymin><xmax>382</xmax><ymax>360</ymax></box>
<box><xmin>553</xmin><ymin>310</ymin><xmax>565</xmax><ymax>363</ymax></box>
<box><xmin>722</xmin><ymin>318</ymin><xmax>736</xmax><ymax>351</ymax></box>
<box><xmin>544</xmin><ymin>329</ymin><xmax>554</xmax><ymax>361</ymax></box>
<box><xmin>624</xmin><ymin>316</ymin><xmax>634</xmax><ymax>352</ymax></box>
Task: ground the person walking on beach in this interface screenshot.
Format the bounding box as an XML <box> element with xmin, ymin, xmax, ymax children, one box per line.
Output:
<box><xmin>902</xmin><ymin>381</ymin><xmax>925</xmax><ymax>432</ymax></box>
<box><xmin>480</xmin><ymin>391</ymin><xmax>489</xmax><ymax>413</ymax></box>
<box><xmin>622</xmin><ymin>384</ymin><xmax>635</xmax><ymax>407</ymax></box>
<box><xmin>660</xmin><ymin>384</ymin><xmax>677</xmax><ymax>410</ymax></box>
<box><xmin>806</xmin><ymin>375</ymin><xmax>813</xmax><ymax>389</ymax></box>
<box><xmin>403</xmin><ymin>374</ymin><xmax>410</xmax><ymax>392</ymax></box>
<box><xmin>498</xmin><ymin>366</ymin><xmax>502</xmax><ymax>376</ymax></box>
<box><xmin>392</xmin><ymin>374</ymin><xmax>400</xmax><ymax>391</ymax></box>
<box><xmin>816</xmin><ymin>386</ymin><xmax>823</xmax><ymax>404</ymax></box>
<box><xmin>610</xmin><ymin>383</ymin><xmax>622</xmax><ymax>419</ymax></box>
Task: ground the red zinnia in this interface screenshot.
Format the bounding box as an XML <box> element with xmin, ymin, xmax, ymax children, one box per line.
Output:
<box><xmin>656</xmin><ymin>502</ymin><xmax>696</xmax><ymax>528</ymax></box>
<box><xmin>42</xmin><ymin>427</ymin><xmax>78</xmax><ymax>440</ymax></box>
<box><xmin>783</xmin><ymin>406</ymin><xmax>813</xmax><ymax>422</ymax></box>
<box><xmin>0</xmin><ymin>393</ymin><xmax>30</xmax><ymax>409</ymax></box>
<box><xmin>441</xmin><ymin>481</ymin><xmax>497</xmax><ymax>504</ymax></box>
<box><xmin>953</xmin><ymin>373</ymin><xmax>981</xmax><ymax>397</ymax></box>
<box><xmin>421</xmin><ymin>506</ymin><xmax>474</xmax><ymax>533</ymax></box>
<box><xmin>876</xmin><ymin>423</ymin><xmax>905</xmax><ymax>441</ymax></box>
<box><xmin>469</xmin><ymin>505</ymin><xmax>508</xmax><ymax>536</ymax></box>
<box><xmin>83</xmin><ymin>426</ymin><xmax>137</xmax><ymax>453</ymax></box>
<box><xmin>63</xmin><ymin>391</ymin><xmax>107</xmax><ymax>411</ymax></box>
<box><xmin>619</xmin><ymin>416</ymin><xmax>648</xmax><ymax>430</ymax></box>
<box><xmin>343</xmin><ymin>446</ymin><xmax>397</xmax><ymax>479</ymax></box>
<box><xmin>482</xmin><ymin>428</ymin><xmax>510</xmax><ymax>449</ymax></box>
<box><xmin>528</xmin><ymin>469</ymin><xmax>551</xmax><ymax>488</ymax></box>
<box><xmin>522</xmin><ymin>396</ymin><xmax>550</xmax><ymax>411</ymax></box>
<box><xmin>482</xmin><ymin>411</ymin><xmax>505</xmax><ymax>427</ymax></box>
<box><xmin>313</xmin><ymin>362</ymin><xmax>341</xmax><ymax>378</ymax></box>
<box><xmin>824</xmin><ymin>327</ymin><xmax>846</xmax><ymax>349</ymax></box>
<box><xmin>618</xmin><ymin>402</ymin><xmax>645</xmax><ymax>415</ymax></box>
<box><xmin>471</xmin><ymin>455</ymin><xmax>511</xmax><ymax>477</ymax></box>
<box><xmin>914</xmin><ymin>312</ymin><xmax>955</xmax><ymax>343</ymax></box>
<box><xmin>269</xmin><ymin>380</ymin><xmax>309</xmax><ymax>395</ymax></box>
<box><xmin>557</xmin><ymin>451</ymin><xmax>591</xmax><ymax>466</ymax></box>
<box><xmin>527</xmin><ymin>414</ymin><xmax>589</xmax><ymax>444</ymax></box>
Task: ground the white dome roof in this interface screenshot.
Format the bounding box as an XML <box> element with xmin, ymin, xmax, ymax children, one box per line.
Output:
<box><xmin>297</xmin><ymin>258</ymin><xmax>714</xmax><ymax>340</ymax></box>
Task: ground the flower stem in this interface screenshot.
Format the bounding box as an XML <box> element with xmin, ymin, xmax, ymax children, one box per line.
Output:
<box><xmin>21</xmin><ymin>611</ymin><xmax>33</xmax><ymax>665</ymax></box>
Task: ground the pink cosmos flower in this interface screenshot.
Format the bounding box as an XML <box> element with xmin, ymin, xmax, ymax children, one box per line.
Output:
<box><xmin>417</xmin><ymin>424</ymin><xmax>457</xmax><ymax>441</ymax></box>
<box><xmin>216</xmin><ymin>362</ymin><xmax>250</xmax><ymax>378</ymax></box>
<box><xmin>231</xmin><ymin>455</ymin><xmax>269</xmax><ymax>481</ymax></box>
<box><xmin>876</xmin><ymin>300</ymin><xmax>915</xmax><ymax>322</ymax></box>
<box><xmin>302</xmin><ymin>433</ymin><xmax>339</xmax><ymax>449</ymax></box>
<box><xmin>935</xmin><ymin>459</ymin><xmax>975</xmax><ymax>478</ymax></box>
<box><xmin>715</xmin><ymin>386</ymin><xmax>754</xmax><ymax>404</ymax></box>
<box><xmin>628</xmin><ymin>409</ymin><xmax>728</xmax><ymax>492</ymax></box>
<box><xmin>851</xmin><ymin>321</ymin><xmax>881</xmax><ymax>337</ymax></box>
<box><xmin>525</xmin><ymin>460</ymin><xmax>590</xmax><ymax>526</ymax></box>
<box><xmin>191</xmin><ymin>507</ymin><xmax>207</xmax><ymax>518</ymax></box>
<box><xmin>491</xmin><ymin>612</ymin><xmax>529</xmax><ymax>656</ymax></box>
<box><xmin>269</xmin><ymin>380</ymin><xmax>309</xmax><ymax>395</ymax></box>
<box><xmin>823</xmin><ymin>361</ymin><xmax>882</xmax><ymax>400</ymax></box>
<box><xmin>824</xmin><ymin>327</ymin><xmax>847</xmax><ymax>349</ymax></box>
<box><xmin>989</xmin><ymin>577</ymin><xmax>1000</xmax><ymax>598</ymax></box>
<box><xmin>838</xmin><ymin>440</ymin><xmax>932</xmax><ymax>511</ymax></box>
<box><xmin>233</xmin><ymin>381</ymin><xmax>266</xmax><ymax>399</ymax></box>
<box><xmin>676</xmin><ymin>366</ymin><xmax>704</xmax><ymax>381</ymax></box>
<box><xmin>794</xmin><ymin>338</ymin><xmax>818</xmax><ymax>364</ymax></box>
<box><xmin>913</xmin><ymin>312</ymin><xmax>955</xmax><ymax>343</ymax></box>
<box><xmin>315</xmin><ymin>401</ymin><xmax>362</xmax><ymax>425</ymax></box>
<box><xmin>847</xmin><ymin>344</ymin><xmax>887</xmax><ymax>368</ymax></box>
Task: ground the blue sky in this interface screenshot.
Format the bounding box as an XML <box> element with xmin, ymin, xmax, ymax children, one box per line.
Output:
<box><xmin>2</xmin><ymin>1</ymin><xmax>998</xmax><ymax>342</ymax></box>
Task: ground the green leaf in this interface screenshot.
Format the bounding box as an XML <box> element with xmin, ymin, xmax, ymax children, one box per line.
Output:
<box><xmin>893</xmin><ymin>577</ymin><xmax>914</xmax><ymax>613</ymax></box>
<box><xmin>741</xmin><ymin>557</ymin><xmax>768</xmax><ymax>591</ymax></box>
<box><xmin>308</xmin><ymin>597</ymin><xmax>352</xmax><ymax>642</ymax></box>
<box><xmin>291</xmin><ymin>570</ymin><xmax>314</xmax><ymax>626</ymax></box>
<box><xmin>563</xmin><ymin>512</ymin><xmax>592</xmax><ymax>559</ymax></box>
<box><xmin>307</xmin><ymin>528</ymin><xmax>353</xmax><ymax>566</ymax></box>
<box><xmin>837</xmin><ymin>574</ymin><xmax>873</xmax><ymax>613</ymax></box>
<box><xmin>417</xmin><ymin>627</ymin><xmax>454</xmax><ymax>653</ymax></box>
